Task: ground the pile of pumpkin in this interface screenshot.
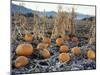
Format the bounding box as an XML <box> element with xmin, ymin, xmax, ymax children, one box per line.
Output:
<box><xmin>14</xmin><ymin>33</ymin><xmax>96</xmax><ymax>68</ymax></box>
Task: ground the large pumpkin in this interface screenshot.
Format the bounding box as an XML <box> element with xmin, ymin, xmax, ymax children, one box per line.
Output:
<box><xmin>56</xmin><ymin>38</ymin><xmax>64</xmax><ymax>46</ymax></box>
<box><xmin>16</xmin><ymin>43</ymin><xmax>33</xmax><ymax>56</ymax></box>
<box><xmin>58</xmin><ymin>53</ymin><xmax>70</xmax><ymax>62</ymax></box>
<box><xmin>15</xmin><ymin>56</ymin><xmax>29</xmax><ymax>68</ymax></box>
<box><xmin>87</xmin><ymin>49</ymin><xmax>95</xmax><ymax>60</ymax></box>
<box><xmin>71</xmin><ymin>47</ymin><xmax>81</xmax><ymax>55</ymax></box>
<box><xmin>59</xmin><ymin>45</ymin><xmax>69</xmax><ymax>53</ymax></box>
<box><xmin>24</xmin><ymin>33</ymin><xmax>33</xmax><ymax>41</ymax></box>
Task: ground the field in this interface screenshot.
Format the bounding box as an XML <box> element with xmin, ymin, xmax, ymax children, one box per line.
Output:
<box><xmin>11</xmin><ymin>2</ymin><xmax>96</xmax><ymax>75</ymax></box>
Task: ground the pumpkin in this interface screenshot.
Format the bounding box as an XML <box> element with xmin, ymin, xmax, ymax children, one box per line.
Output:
<box><xmin>58</xmin><ymin>53</ymin><xmax>70</xmax><ymax>62</ymax></box>
<box><xmin>37</xmin><ymin>43</ymin><xmax>48</xmax><ymax>50</ymax></box>
<box><xmin>71</xmin><ymin>37</ymin><xmax>79</xmax><ymax>42</ymax></box>
<box><xmin>41</xmin><ymin>49</ymin><xmax>51</xmax><ymax>59</ymax></box>
<box><xmin>42</xmin><ymin>37</ymin><xmax>51</xmax><ymax>44</ymax></box>
<box><xmin>47</xmin><ymin>29</ymin><xmax>52</xmax><ymax>34</ymax></box>
<box><xmin>71</xmin><ymin>47</ymin><xmax>81</xmax><ymax>55</ymax></box>
<box><xmin>56</xmin><ymin>38</ymin><xmax>64</xmax><ymax>46</ymax></box>
<box><xmin>61</xmin><ymin>35</ymin><xmax>70</xmax><ymax>41</ymax></box>
<box><xmin>87</xmin><ymin>49</ymin><xmax>95</xmax><ymax>60</ymax></box>
<box><xmin>15</xmin><ymin>56</ymin><xmax>29</xmax><ymax>68</ymax></box>
<box><xmin>24</xmin><ymin>33</ymin><xmax>33</xmax><ymax>41</ymax></box>
<box><xmin>16</xmin><ymin>43</ymin><xmax>33</xmax><ymax>56</ymax></box>
<box><xmin>59</xmin><ymin>45</ymin><xmax>69</xmax><ymax>53</ymax></box>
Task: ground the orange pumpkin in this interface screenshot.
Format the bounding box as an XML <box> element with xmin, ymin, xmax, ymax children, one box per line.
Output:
<box><xmin>42</xmin><ymin>37</ymin><xmax>51</xmax><ymax>44</ymax></box>
<box><xmin>16</xmin><ymin>43</ymin><xmax>33</xmax><ymax>56</ymax></box>
<box><xmin>41</xmin><ymin>49</ymin><xmax>51</xmax><ymax>59</ymax></box>
<box><xmin>71</xmin><ymin>37</ymin><xmax>79</xmax><ymax>42</ymax></box>
<box><xmin>56</xmin><ymin>38</ymin><xmax>64</xmax><ymax>46</ymax></box>
<box><xmin>71</xmin><ymin>47</ymin><xmax>81</xmax><ymax>55</ymax></box>
<box><xmin>59</xmin><ymin>45</ymin><xmax>69</xmax><ymax>53</ymax></box>
<box><xmin>87</xmin><ymin>49</ymin><xmax>95</xmax><ymax>60</ymax></box>
<box><xmin>47</xmin><ymin>29</ymin><xmax>52</xmax><ymax>34</ymax></box>
<box><xmin>61</xmin><ymin>35</ymin><xmax>70</xmax><ymax>41</ymax></box>
<box><xmin>24</xmin><ymin>33</ymin><xmax>33</xmax><ymax>41</ymax></box>
<box><xmin>37</xmin><ymin>43</ymin><xmax>48</xmax><ymax>49</ymax></box>
<box><xmin>58</xmin><ymin>53</ymin><xmax>70</xmax><ymax>62</ymax></box>
<box><xmin>15</xmin><ymin>56</ymin><xmax>29</xmax><ymax>68</ymax></box>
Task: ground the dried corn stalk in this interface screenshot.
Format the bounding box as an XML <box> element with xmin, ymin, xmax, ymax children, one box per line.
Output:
<box><xmin>70</xmin><ymin>7</ymin><xmax>76</xmax><ymax>35</ymax></box>
<box><xmin>89</xmin><ymin>24</ymin><xmax>96</xmax><ymax>44</ymax></box>
<box><xmin>11</xmin><ymin>3</ymin><xmax>28</xmax><ymax>42</ymax></box>
<box><xmin>51</xmin><ymin>5</ymin><xmax>69</xmax><ymax>39</ymax></box>
<box><xmin>33</xmin><ymin>11</ymin><xmax>40</xmax><ymax>39</ymax></box>
<box><xmin>41</xmin><ymin>10</ymin><xmax>47</xmax><ymax>38</ymax></box>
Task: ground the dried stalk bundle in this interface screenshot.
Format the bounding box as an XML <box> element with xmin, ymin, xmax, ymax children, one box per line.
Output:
<box><xmin>51</xmin><ymin>5</ymin><xmax>76</xmax><ymax>39</ymax></box>
<box><xmin>88</xmin><ymin>24</ymin><xmax>96</xmax><ymax>44</ymax></box>
<box><xmin>12</xmin><ymin>13</ymin><xmax>28</xmax><ymax>43</ymax></box>
<box><xmin>33</xmin><ymin>12</ymin><xmax>40</xmax><ymax>39</ymax></box>
<box><xmin>41</xmin><ymin>10</ymin><xmax>47</xmax><ymax>38</ymax></box>
<box><xmin>70</xmin><ymin>7</ymin><xmax>76</xmax><ymax>35</ymax></box>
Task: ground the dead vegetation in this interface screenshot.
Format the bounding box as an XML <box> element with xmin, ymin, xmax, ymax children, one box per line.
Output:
<box><xmin>11</xmin><ymin>4</ymin><xmax>96</xmax><ymax>74</ymax></box>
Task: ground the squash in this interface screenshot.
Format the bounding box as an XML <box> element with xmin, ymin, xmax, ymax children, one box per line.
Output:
<box><xmin>71</xmin><ymin>47</ymin><xmax>81</xmax><ymax>55</ymax></box>
<box><xmin>16</xmin><ymin>43</ymin><xmax>33</xmax><ymax>56</ymax></box>
<box><xmin>87</xmin><ymin>49</ymin><xmax>95</xmax><ymax>60</ymax></box>
<box><xmin>58</xmin><ymin>53</ymin><xmax>70</xmax><ymax>62</ymax></box>
<box><xmin>42</xmin><ymin>37</ymin><xmax>51</xmax><ymax>44</ymax></box>
<box><xmin>15</xmin><ymin>56</ymin><xmax>29</xmax><ymax>68</ymax></box>
<box><xmin>56</xmin><ymin>38</ymin><xmax>64</xmax><ymax>46</ymax></box>
<box><xmin>41</xmin><ymin>49</ymin><xmax>51</xmax><ymax>59</ymax></box>
<box><xmin>24</xmin><ymin>33</ymin><xmax>33</xmax><ymax>41</ymax></box>
<box><xmin>37</xmin><ymin>43</ymin><xmax>48</xmax><ymax>50</ymax></box>
<box><xmin>71</xmin><ymin>37</ymin><xmax>79</xmax><ymax>42</ymax></box>
<box><xmin>61</xmin><ymin>35</ymin><xmax>70</xmax><ymax>41</ymax></box>
<box><xmin>59</xmin><ymin>45</ymin><xmax>69</xmax><ymax>53</ymax></box>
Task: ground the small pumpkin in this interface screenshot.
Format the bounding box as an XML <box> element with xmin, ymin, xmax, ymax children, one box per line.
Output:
<box><xmin>71</xmin><ymin>37</ymin><xmax>79</xmax><ymax>42</ymax></box>
<box><xmin>58</xmin><ymin>53</ymin><xmax>70</xmax><ymax>62</ymax></box>
<box><xmin>42</xmin><ymin>37</ymin><xmax>51</xmax><ymax>44</ymax></box>
<box><xmin>61</xmin><ymin>35</ymin><xmax>70</xmax><ymax>41</ymax></box>
<box><xmin>47</xmin><ymin>29</ymin><xmax>52</xmax><ymax>34</ymax></box>
<box><xmin>56</xmin><ymin>38</ymin><xmax>64</xmax><ymax>46</ymax></box>
<box><xmin>15</xmin><ymin>56</ymin><xmax>29</xmax><ymax>68</ymax></box>
<box><xmin>41</xmin><ymin>49</ymin><xmax>51</xmax><ymax>59</ymax></box>
<box><xmin>37</xmin><ymin>43</ymin><xmax>48</xmax><ymax>50</ymax></box>
<box><xmin>59</xmin><ymin>45</ymin><xmax>69</xmax><ymax>53</ymax></box>
<box><xmin>87</xmin><ymin>49</ymin><xmax>95</xmax><ymax>60</ymax></box>
<box><xmin>16</xmin><ymin>43</ymin><xmax>33</xmax><ymax>56</ymax></box>
<box><xmin>24</xmin><ymin>33</ymin><xmax>33</xmax><ymax>41</ymax></box>
<box><xmin>71</xmin><ymin>47</ymin><xmax>81</xmax><ymax>55</ymax></box>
